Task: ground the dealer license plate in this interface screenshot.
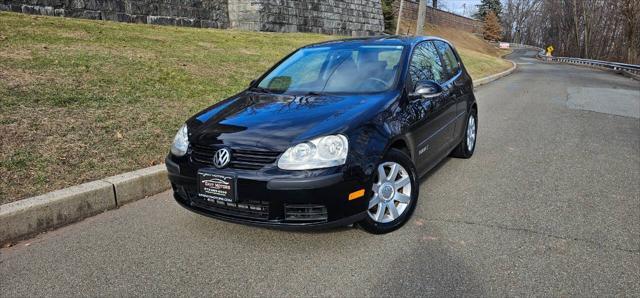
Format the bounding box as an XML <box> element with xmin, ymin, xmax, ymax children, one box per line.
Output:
<box><xmin>197</xmin><ymin>170</ymin><xmax>237</xmax><ymax>203</ymax></box>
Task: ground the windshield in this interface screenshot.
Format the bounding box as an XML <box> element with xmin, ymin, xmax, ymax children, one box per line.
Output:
<box><xmin>256</xmin><ymin>45</ymin><xmax>404</xmax><ymax>94</ymax></box>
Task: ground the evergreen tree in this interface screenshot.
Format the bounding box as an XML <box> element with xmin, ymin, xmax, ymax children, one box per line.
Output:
<box><xmin>474</xmin><ymin>0</ymin><xmax>503</xmax><ymax>21</ymax></box>
<box><xmin>482</xmin><ymin>11</ymin><xmax>503</xmax><ymax>42</ymax></box>
<box><xmin>382</xmin><ymin>0</ymin><xmax>396</xmax><ymax>34</ymax></box>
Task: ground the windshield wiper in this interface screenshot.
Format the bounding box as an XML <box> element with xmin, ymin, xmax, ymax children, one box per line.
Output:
<box><xmin>249</xmin><ymin>86</ymin><xmax>274</xmax><ymax>94</ymax></box>
<box><xmin>304</xmin><ymin>91</ymin><xmax>325</xmax><ymax>96</ymax></box>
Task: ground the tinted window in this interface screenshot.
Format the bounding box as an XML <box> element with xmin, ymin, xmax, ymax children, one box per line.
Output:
<box><xmin>257</xmin><ymin>45</ymin><xmax>404</xmax><ymax>93</ymax></box>
<box><xmin>434</xmin><ymin>41</ymin><xmax>461</xmax><ymax>80</ymax></box>
<box><xmin>409</xmin><ymin>41</ymin><xmax>445</xmax><ymax>85</ymax></box>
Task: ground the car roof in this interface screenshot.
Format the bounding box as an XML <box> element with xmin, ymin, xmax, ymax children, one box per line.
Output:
<box><xmin>303</xmin><ymin>35</ymin><xmax>451</xmax><ymax>49</ymax></box>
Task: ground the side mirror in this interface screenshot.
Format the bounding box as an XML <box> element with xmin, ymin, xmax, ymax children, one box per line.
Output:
<box><xmin>411</xmin><ymin>80</ymin><xmax>443</xmax><ymax>100</ymax></box>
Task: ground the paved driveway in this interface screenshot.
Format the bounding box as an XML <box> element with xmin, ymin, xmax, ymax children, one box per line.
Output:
<box><xmin>2</xmin><ymin>49</ymin><xmax>639</xmax><ymax>296</ymax></box>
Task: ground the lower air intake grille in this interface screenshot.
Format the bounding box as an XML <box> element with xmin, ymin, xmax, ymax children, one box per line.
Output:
<box><xmin>192</xmin><ymin>198</ymin><xmax>270</xmax><ymax>220</ymax></box>
<box><xmin>284</xmin><ymin>204</ymin><xmax>328</xmax><ymax>222</ymax></box>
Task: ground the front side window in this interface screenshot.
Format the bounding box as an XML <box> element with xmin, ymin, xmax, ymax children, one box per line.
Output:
<box><xmin>257</xmin><ymin>45</ymin><xmax>404</xmax><ymax>94</ymax></box>
<box><xmin>434</xmin><ymin>41</ymin><xmax>461</xmax><ymax>80</ymax></box>
<box><xmin>409</xmin><ymin>41</ymin><xmax>445</xmax><ymax>85</ymax></box>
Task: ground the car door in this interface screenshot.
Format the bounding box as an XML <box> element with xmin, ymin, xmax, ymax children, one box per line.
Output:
<box><xmin>406</xmin><ymin>41</ymin><xmax>456</xmax><ymax>172</ymax></box>
<box><xmin>434</xmin><ymin>40</ymin><xmax>467</xmax><ymax>144</ymax></box>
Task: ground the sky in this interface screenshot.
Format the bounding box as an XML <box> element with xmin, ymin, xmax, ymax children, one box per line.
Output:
<box><xmin>437</xmin><ymin>0</ymin><xmax>483</xmax><ymax>17</ymax></box>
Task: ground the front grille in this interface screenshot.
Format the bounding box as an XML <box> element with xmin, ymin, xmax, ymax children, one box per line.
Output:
<box><xmin>232</xmin><ymin>149</ymin><xmax>281</xmax><ymax>170</ymax></box>
<box><xmin>192</xmin><ymin>197</ymin><xmax>270</xmax><ymax>220</ymax></box>
<box><xmin>284</xmin><ymin>204</ymin><xmax>328</xmax><ymax>222</ymax></box>
<box><xmin>191</xmin><ymin>143</ymin><xmax>280</xmax><ymax>170</ymax></box>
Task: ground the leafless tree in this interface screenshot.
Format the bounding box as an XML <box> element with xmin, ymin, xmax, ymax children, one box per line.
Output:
<box><xmin>502</xmin><ymin>0</ymin><xmax>541</xmax><ymax>43</ymax></box>
<box><xmin>501</xmin><ymin>0</ymin><xmax>640</xmax><ymax>64</ymax></box>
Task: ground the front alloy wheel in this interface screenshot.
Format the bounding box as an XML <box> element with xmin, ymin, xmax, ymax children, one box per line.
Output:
<box><xmin>367</xmin><ymin>162</ymin><xmax>412</xmax><ymax>223</ymax></box>
<box><xmin>359</xmin><ymin>149</ymin><xmax>418</xmax><ymax>234</ymax></box>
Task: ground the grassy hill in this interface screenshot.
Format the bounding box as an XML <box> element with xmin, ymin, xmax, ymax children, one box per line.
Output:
<box><xmin>0</xmin><ymin>12</ymin><xmax>511</xmax><ymax>203</ymax></box>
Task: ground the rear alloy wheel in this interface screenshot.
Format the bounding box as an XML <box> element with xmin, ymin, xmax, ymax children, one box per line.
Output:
<box><xmin>359</xmin><ymin>149</ymin><xmax>418</xmax><ymax>234</ymax></box>
<box><xmin>451</xmin><ymin>108</ymin><xmax>477</xmax><ymax>158</ymax></box>
<box><xmin>466</xmin><ymin>113</ymin><xmax>476</xmax><ymax>152</ymax></box>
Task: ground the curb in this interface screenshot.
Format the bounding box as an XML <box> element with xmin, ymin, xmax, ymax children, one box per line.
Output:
<box><xmin>1</xmin><ymin>165</ymin><xmax>169</xmax><ymax>245</ymax></box>
<box><xmin>0</xmin><ymin>180</ymin><xmax>116</xmax><ymax>245</ymax></box>
<box><xmin>0</xmin><ymin>59</ymin><xmax>518</xmax><ymax>246</ymax></box>
<box><xmin>103</xmin><ymin>165</ymin><xmax>169</xmax><ymax>206</ymax></box>
<box><xmin>622</xmin><ymin>71</ymin><xmax>640</xmax><ymax>81</ymax></box>
<box><xmin>473</xmin><ymin>59</ymin><xmax>517</xmax><ymax>87</ymax></box>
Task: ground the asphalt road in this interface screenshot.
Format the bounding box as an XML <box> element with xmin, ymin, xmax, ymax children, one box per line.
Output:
<box><xmin>2</xmin><ymin>49</ymin><xmax>639</xmax><ymax>297</ymax></box>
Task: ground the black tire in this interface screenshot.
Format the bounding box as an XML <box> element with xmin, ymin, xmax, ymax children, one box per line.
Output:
<box><xmin>358</xmin><ymin>149</ymin><xmax>419</xmax><ymax>234</ymax></box>
<box><xmin>450</xmin><ymin>107</ymin><xmax>477</xmax><ymax>159</ymax></box>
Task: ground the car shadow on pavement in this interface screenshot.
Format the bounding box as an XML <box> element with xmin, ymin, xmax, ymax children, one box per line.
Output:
<box><xmin>379</xmin><ymin>226</ymin><xmax>485</xmax><ymax>296</ymax></box>
<box><xmin>374</xmin><ymin>156</ymin><xmax>485</xmax><ymax>296</ymax></box>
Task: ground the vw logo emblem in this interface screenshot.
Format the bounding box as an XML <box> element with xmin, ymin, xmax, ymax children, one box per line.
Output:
<box><xmin>213</xmin><ymin>148</ymin><xmax>231</xmax><ymax>168</ymax></box>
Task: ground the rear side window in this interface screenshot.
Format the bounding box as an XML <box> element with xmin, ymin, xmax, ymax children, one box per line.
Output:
<box><xmin>409</xmin><ymin>41</ymin><xmax>446</xmax><ymax>85</ymax></box>
<box><xmin>433</xmin><ymin>41</ymin><xmax>461</xmax><ymax>81</ymax></box>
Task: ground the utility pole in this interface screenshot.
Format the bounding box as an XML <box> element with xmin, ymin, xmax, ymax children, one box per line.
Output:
<box><xmin>416</xmin><ymin>0</ymin><xmax>427</xmax><ymax>35</ymax></box>
<box><xmin>395</xmin><ymin>0</ymin><xmax>405</xmax><ymax>35</ymax></box>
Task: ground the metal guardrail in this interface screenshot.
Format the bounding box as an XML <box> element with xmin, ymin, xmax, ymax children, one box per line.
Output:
<box><xmin>493</xmin><ymin>42</ymin><xmax>640</xmax><ymax>77</ymax></box>
<box><xmin>544</xmin><ymin>57</ymin><xmax>640</xmax><ymax>76</ymax></box>
<box><xmin>527</xmin><ymin>46</ymin><xmax>640</xmax><ymax>76</ymax></box>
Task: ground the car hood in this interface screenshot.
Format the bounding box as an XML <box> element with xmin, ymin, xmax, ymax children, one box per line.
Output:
<box><xmin>187</xmin><ymin>91</ymin><xmax>394</xmax><ymax>151</ymax></box>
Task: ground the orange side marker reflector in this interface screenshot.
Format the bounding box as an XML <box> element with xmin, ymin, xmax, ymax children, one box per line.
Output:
<box><xmin>348</xmin><ymin>189</ymin><xmax>365</xmax><ymax>201</ymax></box>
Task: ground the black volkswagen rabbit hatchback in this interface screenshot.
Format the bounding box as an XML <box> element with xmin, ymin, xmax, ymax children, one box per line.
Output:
<box><xmin>166</xmin><ymin>36</ymin><xmax>477</xmax><ymax>234</ymax></box>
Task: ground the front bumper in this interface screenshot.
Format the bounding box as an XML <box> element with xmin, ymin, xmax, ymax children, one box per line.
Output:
<box><xmin>166</xmin><ymin>155</ymin><xmax>370</xmax><ymax>229</ymax></box>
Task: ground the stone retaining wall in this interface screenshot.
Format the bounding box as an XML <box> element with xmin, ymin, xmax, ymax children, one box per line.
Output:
<box><xmin>0</xmin><ymin>0</ymin><xmax>229</xmax><ymax>28</ymax></box>
<box><xmin>230</xmin><ymin>0</ymin><xmax>384</xmax><ymax>36</ymax></box>
<box><xmin>0</xmin><ymin>0</ymin><xmax>384</xmax><ymax>35</ymax></box>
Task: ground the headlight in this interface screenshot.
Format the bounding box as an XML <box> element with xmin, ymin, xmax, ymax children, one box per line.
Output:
<box><xmin>278</xmin><ymin>134</ymin><xmax>348</xmax><ymax>170</ymax></box>
<box><xmin>170</xmin><ymin>124</ymin><xmax>189</xmax><ymax>157</ymax></box>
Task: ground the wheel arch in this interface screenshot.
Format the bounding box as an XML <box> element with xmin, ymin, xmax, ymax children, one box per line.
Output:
<box><xmin>385</xmin><ymin>136</ymin><xmax>415</xmax><ymax>164</ymax></box>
